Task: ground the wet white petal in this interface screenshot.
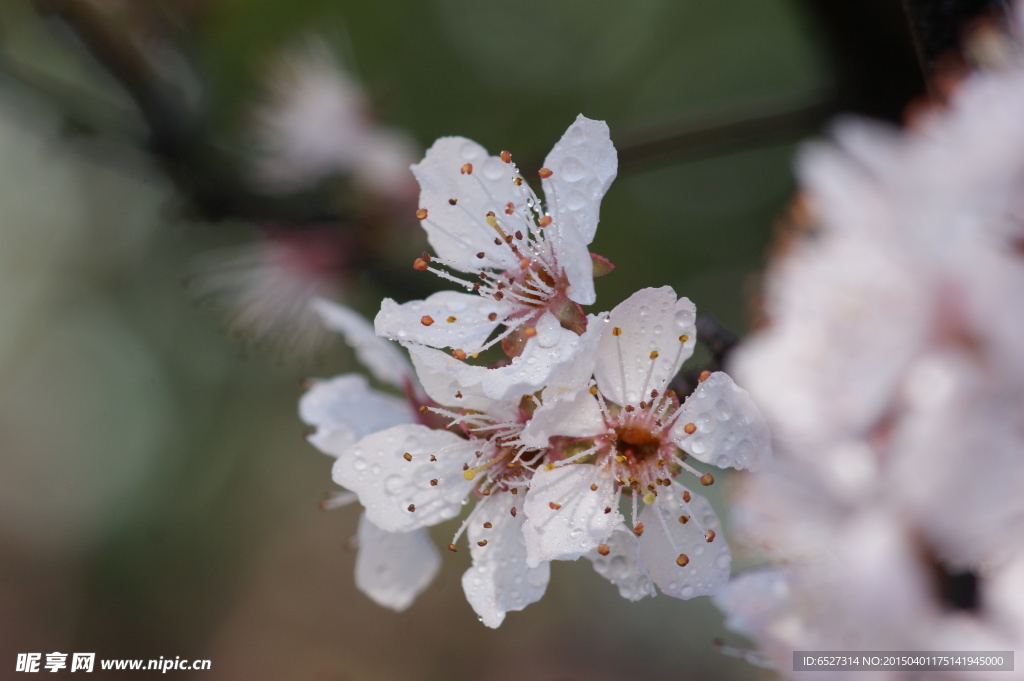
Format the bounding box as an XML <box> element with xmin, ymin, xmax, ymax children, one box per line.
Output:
<box><xmin>333</xmin><ymin>424</ymin><xmax>478</xmax><ymax>532</ymax></box>
<box><xmin>355</xmin><ymin>514</ymin><xmax>440</xmax><ymax>611</ymax></box>
<box><xmin>519</xmin><ymin>390</ymin><xmax>604</xmax><ymax>449</ymax></box>
<box><xmin>638</xmin><ymin>488</ymin><xmax>730</xmax><ymax>599</ymax></box>
<box><xmin>670</xmin><ymin>372</ymin><xmax>772</xmax><ymax>471</ymax></box>
<box><xmin>375</xmin><ymin>291</ymin><xmax>506</xmax><ymax>353</ymax></box>
<box><xmin>522</xmin><ymin>465</ymin><xmax>621</xmax><ymax>567</ymax></box>
<box><xmin>555</xmin><ymin>219</ymin><xmax>599</xmax><ymax>306</ymax></box>
<box><xmin>595</xmin><ymin>286</ymin><xmax>697</xmax><ymax>406</ymax></box>
<box><xmin>299</xmin><ymin>374</ymin><xmax>413</xmax><ymax>456</ymax></box>
<box><xmin>407</xmin><ymin>345</ymin><xmax>498</xmax><ymax>413</ymax></box>
<box><xmin>411</xmin><ymin>136</ymin><xmax>523</xmax><ymax>272</ymax></box>
<box><xmin>540</xmin><ymin>317</ymin><xmax>602</xmax><ymax>399</ymax></box>
<box><xmin>406</xmin><ymin>316</ymin><xmax>584</xmax><ymax>401</ymax></box>
<box><xmin>311</xmin><ymin>298</ymin><xmax>415</xmax><ymax>390</ymax></box>
<box><xmin>587</xmin><ymin>523</ymin><xmax>656</xmax><ymax>601</ymax></box>
<box><xmin>541</xmin><ymin>114</ymin><xmax>618</xmax><ymax>245</ymax></box>
<box><xmin>461</xmin><ymin>495</ymin><xmax>550</xmax><ymax>628</ymax></box>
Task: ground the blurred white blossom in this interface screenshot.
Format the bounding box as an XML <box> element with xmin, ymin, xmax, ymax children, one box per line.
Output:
<box><xmin>721</xmin><ymin>12</ymin><xmax>1024</xmax><ymax>675</ymax></box>
<box><xmin>252</xmin><ymin>37</ymin><xmax>418</xmax><ymax>203</ymax></box>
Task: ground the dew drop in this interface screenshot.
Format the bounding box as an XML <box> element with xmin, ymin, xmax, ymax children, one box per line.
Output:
<box><xmin>370</xmin><ymin>464</ymin><xmax>381</xmax><ymax>475</ymax></box>
<box><xmin>569</xmin><ymin>527</ymin><xmax>584</xmax><ymax>538</ymax></box>
<box><xmin>689</xmin><ymin>437</ymin><xmax>707</xmax><ymax>455</ymax></box>
<box><xmin>566</xmin><ymin>191</ymin><xmax>586</xmax><ymax>211</ymax></box>
<box><xmin>716</xmin><ymin>553</ymin><xmax>730</xmax><ymax>569</ymax></box>
<box><xmin>484</xmin><ymin>158</ymin><xmax>505</xmax><ymax>181</ymax></box>
<box><xmin>680</xmin><ymin>585</ymin><xmax>695</xmax><ymax>598</ymax></box>
<box><xmin>715</xmin><ymin>399</ymin><xmax>733</xmax><ymax>420</ymax></box>
<box><xmin>384</xmin><ymin>476</ymin><xmax>404</xmax><ymax>495</ymax></box>
<box><xmin>560</xmin><ymin>157</ymin><xmax>586</xmax><ymax>182</ymax></box>
<box><xmin>353</xmin><ymin>457</ymin><xmax>368</xmax><ymax>472</ymax></box>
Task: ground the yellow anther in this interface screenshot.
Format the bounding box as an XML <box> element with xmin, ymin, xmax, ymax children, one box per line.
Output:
<box><xmin>649</xmin><ymin>350</ymin><xmax>659</xmax><ymax>359</ymax></box>
<box><xmin>612</xmin><ymin>327</ymin><xmax>623</xmax><ymax>336</ymax></box>
<box><xmin>642</xmin><ymin>492</ymin><xmax>656</xmax><ymax>505</ymax></box>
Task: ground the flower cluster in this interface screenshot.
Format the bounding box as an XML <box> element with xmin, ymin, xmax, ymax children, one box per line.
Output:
<box><xmin>301</xmin><ymin>115</ymin><xmax>771</xmax><ymax>626</ymax></box>
<box><xmin>715</xmin><ymin>12</ymin><xmax>1024</xmax><ymax>676</ymax></box>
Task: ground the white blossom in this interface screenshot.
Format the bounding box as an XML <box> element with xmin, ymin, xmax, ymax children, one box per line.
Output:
<box><xmin>375</xmin><ymin>114</ymin><xmax>617</xmax><ymax>399</ymax></box>
<box><xmin>299</xmin><ymin>300</ymin><xmax>438</xmax><ymax>612</ymax></box>
<box><xmin>329</xmin><ymin>337</ymin><xmax>554</xmax><ymax>627</ymax></box>
<box><xmin>720</xmin><ymin>15</ymin><xmax>1024</xmax><ymax>674</ymax></box>
<box><xmin>252</xmin><ymin>37</ymin><xmax>418</xmax><ymax>202</ymax></box>
<box><xmin>517</xmin><ymin>287</ymin><xmax>771</xmax><ymax>600</ymax></box>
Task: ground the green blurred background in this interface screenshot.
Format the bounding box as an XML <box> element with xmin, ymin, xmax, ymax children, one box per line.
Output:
<box><xmin>0</xmin><ymin>0</ymin><xmax>828</xmax><ymax>678</ymax></box>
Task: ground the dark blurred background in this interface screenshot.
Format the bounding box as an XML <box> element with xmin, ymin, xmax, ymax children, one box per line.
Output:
<box><xmin>0</xmin><ymin>0</ymin><xmax>943</xmax><ymax>679</ymax></box>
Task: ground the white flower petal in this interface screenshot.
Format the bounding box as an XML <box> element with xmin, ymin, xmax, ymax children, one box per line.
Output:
<box><xmin>311</xmin><ymin>298</ymin><xmax>415</xmax><ymax>390</ymax></box>
<box><xmin>595</xmin><ymin>287</ymin><xmax>697</xmax><ymax>406</ymax></box>
<box><xmin>375</xmin><ymin>291</ymin><xmax>506</xmax><ymax>353</ymax></box>
<box><xmin>541</xmin><ymin>114</ymin><xmax>617</xmax><ymax>245</ymax></box>
<box><xmin>522</xmin><ymin>465</ymin><xmax>621</xmax><ymax>567</ymax></box>
<box><xmin>299</xmin><ymin>374</ymin><xmax>413</xmax><ymax>457</ymax></box>
<box><xmin>553</xmin><ymin>219</ymin><xmax>598</xmax><ymax>305</ymax></box>
<box><xmin>333</xmin><ymin>424</ymin><xmax>478</xmax><ymax>532</ymax></box>
<box><xmin>587</xmin><ymin>523</ymin><xmax>656</xmax><ymax>602</ymax></box>
<box><xmin>670</xmin><ymin>372</ymin><xmax>772</xmax><ymax>471</ymax></box>
<box><xmin>407</xmin><ymin>345</ymin><xmax>498</xmax><ymax>413</ymax></box>
<box><xmin>461</xmin><ymin>495</ymin><xmax>550</xmax><ymax>628</ymax></box>
<box><xmin>407</xmin><ymin>314</ymin><xmax>585</xmax><ymax>401</ymax></box>
<box><xmin>541</xmin><ymin>316</ymin><xmax>602</xmax><ymax>399</ymax></box>
<box><xmin>638</xmin><ymin>488</ymin><xmax>730</xmax><ymax>599</ymax></box>
<box><xmin>355</xmin><ymin>514</ymin><xmax>440</xmax><ymax>611</ymax></box>
<box><xmin>411</xmin><ymin>136</ymin><xmax>524</xmax><ymax>272</ymax></box>
<box><xmin>519</xmin><ymin>390</ymin><xmax>604</xmax><ymax>449</ymax></box>
<box><xmin>713</xmin><ymin>568</ymin><xmax>792</xmax><ymax>640</ymax></box>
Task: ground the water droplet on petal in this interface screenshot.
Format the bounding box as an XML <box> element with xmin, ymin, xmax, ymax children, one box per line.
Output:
<box><xmin>353</xmin><ymin>457</ymin><xmax>367</xmax><ymax>472</ymax></box>
<box><xmin>560</xmin><ymin>157</ymin><xmax>585</xmax><ymax>182</ymax></box>
<box><xmin>384</xmin><ymin>476</ymin><xmax>405</xmax><ymax>495</ymax></box>
<box><xmin>680</xmin><ymin>585</ymin><xmax>695</xmax><ymax>598</ymax></box>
